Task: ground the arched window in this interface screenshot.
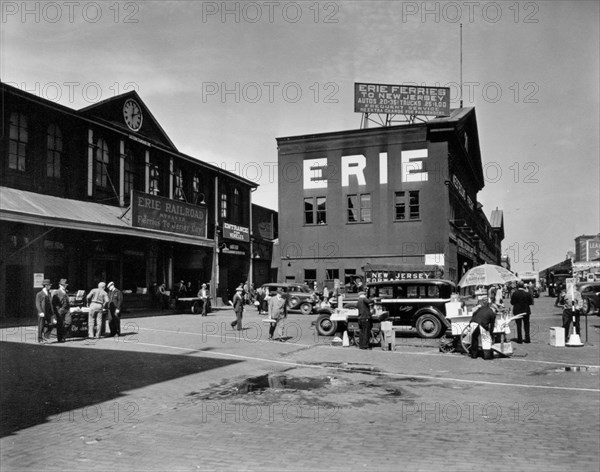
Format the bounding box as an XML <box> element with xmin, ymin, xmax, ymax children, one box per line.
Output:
<box><xmin>47</xmin><ymin>123</ymin><xmax>62</xmax><ymax>178</ymax></box>
<box><xmin>95</xmin><ymin>138</ymin><xmax>109</xmax><ymax>188</ymax></box>
<box><xmin>9</xmin><ymin>112</ymin><xmax>28</xmax><ymax>171</ymax></box>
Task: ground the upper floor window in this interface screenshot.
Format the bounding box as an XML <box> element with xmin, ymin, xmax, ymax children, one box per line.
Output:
<box><xmin>9</xmin><ymin>112</ymin><xmax>28</xmax><ymax>172</ymax></box>
<box><xmin>347</xmin><ymin>193</ymin><xmax>371</xmax><ymax>223</ymax></box>
<box><xmin>192</xmin><ymin>171</ymin><xmax>205</xmax><ymax>204</ymax></box>
<box><xmin>304</xmin><ymin>196</ymin><xmax>326</xmax><ymax>225</ymax></box>
<box><xmin>46</xmin><ymin>123</ymin><xmax>62</xmax><ymax>178</ymax></box>
<box><xmin>95</xmin><ymin>138</ymin><xmax>109</xmax><ymax>188</ymax></box>
<box><xmin>220</xmin><ymin>192</ymin><xmax>228</xmax><ymax>218</ymax></box>
<box><xmin>174</xmin><ymin>167</ymin><xmax>185</xmax><ymax>201</ymax></box>
<box><xmin>395</xmin><ymin>190</ymin><xmax>420</xmax><ymax>221</ymax></box>
<box><xmin>232</xmin><ymin>187</ymin><xmax>241</xmax><ymax>221</ymax></box>
<box><xmin>149</xmin><ymin>163</ymin><xmax>160</xmax><ymax>195</ymax></box>
<box><xmin>124</xmin><ymin>152</ymin><xmax>135</xmax><ymax>199</ymax></box>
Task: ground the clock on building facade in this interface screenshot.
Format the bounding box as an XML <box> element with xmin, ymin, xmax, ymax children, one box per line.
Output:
<box><xmin>123</xmin><ymin>98</ymin><xmax>142</xmax><ymax>131</ymax></box>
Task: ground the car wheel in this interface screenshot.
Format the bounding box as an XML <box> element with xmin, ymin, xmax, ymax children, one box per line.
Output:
<box><xmin>300</xmin><ymin>302</ymin><xmax>313</xmax><ymax>315</ymax></box>
<box><xmin>415</xmin><ymin>313</ymin><xmax>443</xmax><ymax>338</ymax></box>
<box><xmin>191</xmin><ymin>301</ymin><xmax>200</xmax><ymax>314</ymax></box>
<box><xmin>288</xmin><ymin>296</ymin><xmax>300</xmax><ymax>308</ymax></box>
<box><xmin>315</xmin><ymin>314</ymin><xmax>337</xmax><ymax>336</ymax></box>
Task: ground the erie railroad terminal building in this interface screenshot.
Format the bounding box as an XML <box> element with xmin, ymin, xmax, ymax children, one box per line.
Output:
<box><xmin>0</xmin><ymin>81</ymin><xmax>277</xmax><ymax>318</ymax></box>
<box><xmin>275</xmin><ymin>106</ymin><xmax>504</xmax><ymax>287</ymax></box>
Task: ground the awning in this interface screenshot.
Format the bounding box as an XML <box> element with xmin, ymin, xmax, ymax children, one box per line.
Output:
<box><xmin>0</xmin><ymin>186</ymin><xmax>215</xmax><ymax>248</ymax></box>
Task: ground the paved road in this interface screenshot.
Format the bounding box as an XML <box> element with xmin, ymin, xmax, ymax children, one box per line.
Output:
<box><xmin>1</xmin><ymin>295</ymin><xmax>599</xmax><ymax>471</ymax></box>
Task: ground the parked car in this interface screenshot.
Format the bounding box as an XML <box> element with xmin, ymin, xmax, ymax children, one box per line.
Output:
<box><xmin>260</xmin><ymin>283</ymin><xmax>318</xmax><ymax>315</ymax></box>
<box><xmin>577</xmin><ymin>282</ymin><xmax>600</xmax><ymax>315</ymax></box>
<box><xmin>315</xmin><ymin>279</ymin><xmax>456</xmax><ymax>338</ymax></box>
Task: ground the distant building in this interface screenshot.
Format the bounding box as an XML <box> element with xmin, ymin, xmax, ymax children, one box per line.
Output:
<box><xmin>0</xmin><ymin>81</ymin><xmax>258</xmax><ymax>317</ymax></box>
<box><xmin>575</xmin><ymin>234</ymin><xmax>600</xmax><ymax>262</ymax></box>
<box><xmin>276</xmin><ymin>107</ymin><xmax>504</xmax><ymax>286</ymax></box>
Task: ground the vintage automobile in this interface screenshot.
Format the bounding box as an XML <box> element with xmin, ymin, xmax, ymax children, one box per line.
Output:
<box><xmin>315</xmin><ymin>279</ymin><xmax>456</xmax><ymax>338</ymax></box>
<box><xmin>577</xmin><ymin>282</ymin><xmax>600</xmax><ymax>314</ymax></box>
<box><xmin>260</xmin><ymin>283</ymin><xmax>319</xmax><ymax>315</ymax></box>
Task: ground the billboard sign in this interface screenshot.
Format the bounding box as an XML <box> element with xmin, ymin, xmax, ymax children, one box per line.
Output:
<box><xmin>586</xmin><ymin>239</ymin><xmax>600</xmax><ymax>261</ymax></box>
<box><xmin>354</xmin><ymin>83</ymin><xmax>451</xmax><ymax>117</ymax></box>
<box><xmin>132</xmin><ymin>191</ymin><xmax>207</xmax><ymax>237</ymax></box>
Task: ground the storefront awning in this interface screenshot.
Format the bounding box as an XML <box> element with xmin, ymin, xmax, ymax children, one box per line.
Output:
<box><xmin>0</xmin><ymin>186</ymin><xmax>215</xmax><ymax>248</ymax></box>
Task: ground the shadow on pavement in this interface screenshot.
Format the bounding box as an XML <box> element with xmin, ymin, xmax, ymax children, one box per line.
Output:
<box><xmin>0</xmin><ymin>341</ymin><xmax>241</xmax><ymax>437</ymax></box>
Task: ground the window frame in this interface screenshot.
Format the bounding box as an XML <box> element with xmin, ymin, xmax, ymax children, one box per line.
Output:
<box><xmin>46</xmin><ymin>123</ymin><xmax>62</xmax><ymax>179</ymax></box>
<box><xmin>8</xmin><ymin>112</ymin><xmax>28</xmax><ymax>172</ymax></box>
<box><xmin>347</xmin><ymin>193</ymin><xmax>372</xmax><ymax>223</ymax></box>
<box><xmin>395</xmin><ymin>190</ymin><xmax>420</xmax><ymax>221</ymax></box>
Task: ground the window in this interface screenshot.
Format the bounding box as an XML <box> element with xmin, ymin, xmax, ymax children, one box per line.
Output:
<box><xmin>304</xmin><ymin>196</ymin><xmax>327</xmax><ymax>225</ymax></box>
<box><xmin>46</xmin><ymin>123</ymin><xmax>62</xmax><ymax>178</ymax></box>
<box><xmin>174</xmin><ymin>167</ymin><xmax>185</xmax><ymax>201</ymax></box>
<box><xmin>95</xmin><ymin>138</ymin><xmax>109</xmax><ymax>188</ymax></box>
<box><xmin>304</xmin><ymin>269</ymin><xmax>317</xmax><ymax>285</ymax></box>
<box><xmin>395</xmin><ymin>191</ymin><xmax>420</xmax><ymax>221</ymax></box>
<box><xmin>406</xmin><ymin>286</ymin><xmax>418</xmax><ymax>298</ymax></box>
<box><xmin>325</xmin><ymin>268</ymin><xmax>339</xmax><ymax>280</ymax></box>
<box><xmin>9</xmin><ymin>112</ymin><xmax>28</xmax><ymax>171</ymax></box>
<box><xmin>427</xmin><ymin>285</ymin><xmax>440</xmax><ymax>298</ymax></box>
<box><xmin>232</xmin><ymin>188</ymin><xmax>241</xmax><ymax>221</ymax></box>
<box><xmin>220</xmin><ymin>192</ymin><xmax>228</xmax><ymax>218</ymax></box>
<box><xmin>347</xmin><ymin>193</ymin><xmax>371</xmax><ymax>223</ymax></box>
<box><xmin>192</xmin><ymin>171</ymin><xmax>204</xmax><ymax>204</ymax></box>
<box><xmin>124</xmin><ymin>152</ymin><xmax>135</xmax><ymax>199</ymax></box>
<box><xmin>149</xmin><ymin>163</ymin><xmax>160</xmax><ymax>195</ymax></box>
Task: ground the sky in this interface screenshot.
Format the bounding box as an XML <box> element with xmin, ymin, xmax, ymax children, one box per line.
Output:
<box><xmin>1</xmin><ymin>0</ymin><xmax>599</xmax><ymax>275</ymax></box>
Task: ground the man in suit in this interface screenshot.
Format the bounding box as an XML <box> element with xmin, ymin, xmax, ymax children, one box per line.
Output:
<box><xmin>107</xmin><ymin>281</ymin><xmax>123</xmax><ymax>337</ymax></box>
<box><xmin>357</xmin><ymin>291</ymin><xmax>374</xmax><ymax>349</ymax></box>
<box><xmin>510</xmin><ymin>281</ymin><xmax>534</xmax><ymax>343</ymax></box>
<box><xmin>198</xmin><ymin>283</ymin><xmax>209</xmax><ymax>316</ymax></box>
<box><xmin>230</xmin><ymin>286</ymin><xmax>244</xmax><ymax>331</ymax></box>
<box><xmin>51</xmin><ymin>278</ymin><xmax>70</xmax><ymax>343</ymax></box>
<box><xmin>267</xmin><ymin>288</ymin><xmax>287</xmax><ymax>341</ymax></box>
<box><xmin>36</xmin><ymin>279</ymin><xmax>54</xmax><ymax>343</ymax></box>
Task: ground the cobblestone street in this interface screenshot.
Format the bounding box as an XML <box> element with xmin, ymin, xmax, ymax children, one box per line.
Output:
<box><xmin>1</xmin><ymin>296</ymin><xmax>599</xmax><ymax>471</ymax></box>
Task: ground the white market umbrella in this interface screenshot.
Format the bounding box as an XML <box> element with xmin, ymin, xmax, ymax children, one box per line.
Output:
<box><xmin>458</xmin><ymin>263</ymin><xmax>519</xmax><ymax>288</ymax></box>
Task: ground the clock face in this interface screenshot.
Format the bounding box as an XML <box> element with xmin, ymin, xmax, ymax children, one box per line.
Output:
<box><xmin>123</xmin><ymin>99</ymin><xmax>142</xmax><ymax>131</ymax></box>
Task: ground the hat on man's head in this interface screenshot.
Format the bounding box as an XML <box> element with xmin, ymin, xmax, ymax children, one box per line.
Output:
<box><xmin>202</xmin><ymin>283</ymin><xmax>207</xmax><ymax>288</ymax></box>
<box><xmin>98</xmin><ymin>282</ymin><xmax>106</xmax><ymax>289</ymax></box>
<box><xmin>236</xmin><ymin>285</ymin><xmax>243</xmax><ymax>291</ymax></box>
<box><xmin>42</xmin><ymin>279</ymin><xmax>52</xmax><ymax>286</ymax></box>
<box><xmin>358</xmin><ymin>291</ymin><xmax>366</xmax><ymax>297</ymax></box>
<box><xmin>59</xmin><ymin>279</ymin><xmax>68</xmax><ymax>286</ymax></box>
<box><xmin>475</xmin><ymin>288</ymin><xmax>487</xmax><ymax>298</ymax></box>
<box><xmin>107</xmin><ymin>282</ymin><xmax>115</xmax><ymax>290</ymax></box>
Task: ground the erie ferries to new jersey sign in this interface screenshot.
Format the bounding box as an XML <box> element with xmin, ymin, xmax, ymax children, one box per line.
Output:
<box><xmin>354</xmin><ymin>83</ymin><xmax>451</xmax><ymax>117</ymax></box>
<box><xmin>132</xmin><ymin>190</ymin><xmax>207</xmax><ymax>238</ymax></box>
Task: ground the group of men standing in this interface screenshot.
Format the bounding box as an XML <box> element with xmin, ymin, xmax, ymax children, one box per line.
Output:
<box><xmin>36</xmin><ymin>279</ymin><xmax>123</xmax><ymax>343</ymax></box>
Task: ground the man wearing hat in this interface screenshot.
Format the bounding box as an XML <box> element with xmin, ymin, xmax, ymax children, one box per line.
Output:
<box><xmin>35</xmin><ymin>279</ymin><xmax>54</xmax><ymax>343</ymax></box>
<box><xmin>267</xmin><ymin>288</ymin><xmax>288</xmax><ymax>341</ymax></box>
<box><xmin>468</xmin><ymin>289</ymin><xmax>497</xmax><ymax>360</ymax></box>
<box><xmin>510</xmin><ymin>280</ymin><xmax>534</xmax><ymax>343</ymax></box>
<box><xmin>86</xmin><ymin>282</ymin><xmax>109</xmax><ymax>339</ymax></box>
<box><xmin>230</xmin><ymin>285</ymin><xmax>244</xmax><ymax>330</ymax></box>
<box><xmin>107</xmin><ymin>281</ymin><xmax>123</xmax><ymax>337</ymax></box>
<box><xmin>198</xmin><ymin>283</ymin><xmax>209</xmax><ymax>316</ymax></box>
<box><xmin>51</xmin><ymin>278</ymin><xmax>71</xmax><ymax>343</ymax></box>
<box><xmin>357</xmin><ymin>291</ymin><xmax>374</xmax><ymax>349</ymax></box>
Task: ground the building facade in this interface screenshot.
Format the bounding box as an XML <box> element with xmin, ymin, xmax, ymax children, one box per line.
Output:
<box><xmin>276</xmin><ymin>107</ymin><xmax>504</xmax><ymax>287</ymax></box>
<box><xmin>0</xmin><ymin>82</ymin><xmax>257</xmax><ymax>317</ymax></box>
